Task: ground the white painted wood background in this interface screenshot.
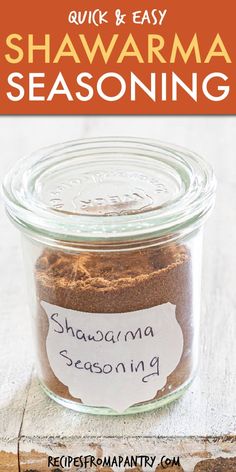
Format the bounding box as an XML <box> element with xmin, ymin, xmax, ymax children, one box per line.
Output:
<box><xmin>0</xmin><ymin>116</ymin><xmax>235</xmax><ymax>471</ymax></box>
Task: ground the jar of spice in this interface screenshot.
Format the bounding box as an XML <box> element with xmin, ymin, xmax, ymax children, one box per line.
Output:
<box><xmin>3</xmin><ymin>137</ymin><xmax>216</xmax><ymax>415</ymax></box>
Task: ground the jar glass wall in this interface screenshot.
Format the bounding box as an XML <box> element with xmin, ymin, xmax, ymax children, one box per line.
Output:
<box><xmin>3</xmin><ymin>138</ymin><xmax>216</xmax><ymax>415</ymax></box>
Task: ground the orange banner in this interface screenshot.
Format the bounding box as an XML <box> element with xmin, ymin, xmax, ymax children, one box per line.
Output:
<box><xmin>0</xmin><ymin>0</ymin><xmax>235</xmax><ymax>114</ymax></box>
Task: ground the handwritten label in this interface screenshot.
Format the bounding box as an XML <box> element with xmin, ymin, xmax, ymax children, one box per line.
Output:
<box><xmin>42</xmin><ymin>301</ymin><xmax>183</xmax><ymax>412</ymax></box>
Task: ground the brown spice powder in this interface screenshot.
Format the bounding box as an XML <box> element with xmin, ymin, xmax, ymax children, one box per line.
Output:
<box><xmin>35</xmin><ymin>242</ymin><xmax>195</xmax><ymax>407</ymax></box>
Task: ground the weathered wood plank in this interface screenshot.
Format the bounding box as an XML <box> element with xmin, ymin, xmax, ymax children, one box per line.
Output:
<box><xmin>18</xmin><ymin>437</ymin><xmax>236</xmax><ymax>472</ymax></box>
<box><xmin>0</xmin><ymin>451</ymin><xmax>18</xmax><ymax>472</ymax></box>
<box><xmin>0</xmin><ymin>208</ymin><xmax>33</xmax><ymax>472</ymax></box>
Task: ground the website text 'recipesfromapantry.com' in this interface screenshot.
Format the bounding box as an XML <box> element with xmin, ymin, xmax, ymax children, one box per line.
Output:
<box><xmin>48</xmin><ymin>454</ymin><xmax>181</xmax><ymax>469</ymax></box>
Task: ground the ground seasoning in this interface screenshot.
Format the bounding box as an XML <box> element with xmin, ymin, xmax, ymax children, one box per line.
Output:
<box><xmin>35</xmin><ymin>241</ymin><xmax>195</xmax><ymax>408</ymax></box>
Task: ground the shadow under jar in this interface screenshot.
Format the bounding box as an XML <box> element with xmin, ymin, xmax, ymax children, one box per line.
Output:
<box><xmin>3</xmin><ymin>137</ymin><xmax>216</xmax><ymax>415</ymax></box>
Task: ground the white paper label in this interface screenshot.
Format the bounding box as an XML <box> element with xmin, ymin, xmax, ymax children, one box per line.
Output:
<box><xmin>42</xmin><ymin>301</ymin><xmax>183</xmax><ymax>412</ymax></box>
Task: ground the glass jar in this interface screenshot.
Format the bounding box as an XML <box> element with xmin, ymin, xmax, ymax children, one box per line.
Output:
<box><xmin>2</xmin><ymin>137</ymin><xmax>216</xmax><ymax>415</ymax></box>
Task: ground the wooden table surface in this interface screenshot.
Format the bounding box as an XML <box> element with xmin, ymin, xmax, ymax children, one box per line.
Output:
<box><xmin>0</xmin><ymin>116</ymin><xmax>235</xmax><ymax>472</ymax></box>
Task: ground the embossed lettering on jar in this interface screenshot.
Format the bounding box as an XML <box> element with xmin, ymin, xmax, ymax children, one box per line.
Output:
<box><xmin>3</xmin><ymin>137</ymin><xmax>216</xmax><ymax>415</ymax></box>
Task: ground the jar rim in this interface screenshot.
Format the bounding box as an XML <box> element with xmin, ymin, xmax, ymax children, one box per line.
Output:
<box><xmin>2</xmin><ymin>136</ymin><xmax>216</xmax><ymax>244</ymax></box>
